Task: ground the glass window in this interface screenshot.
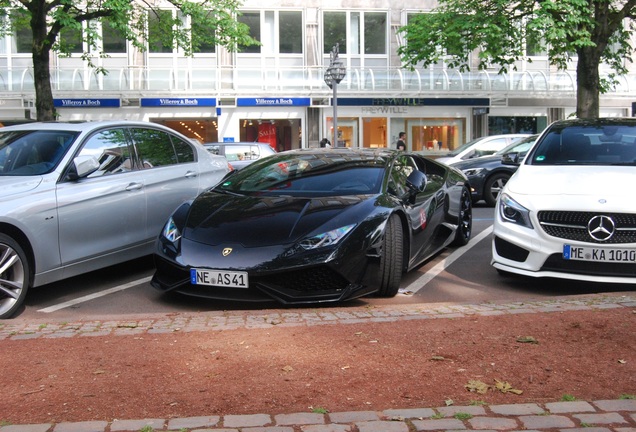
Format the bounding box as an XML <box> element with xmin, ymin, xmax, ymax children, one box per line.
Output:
<box><xmin>364</xmin><ymin>12</ymin><xmax>386</xmax><ymax>54</ymax></box>
<box><xmin>78</xmin><ymin>129</ymin><xmax>134</xmax><ymax>177</ymax></box>
<box><xmin>11</xmin><ymin>10</ymin><xmax>32</xmax><ymax>54</ymax></box>
<box><xmin>148</xmin><ymin>10</ymin><xmax>174</xmax><ymax>53</ymax></box>
<box><xmin>102</xmin><ymin>20</ymin><xmax>126</xmax><ymax>53</ymax></box>
<box><xmin>130</xmin><ymin>128</ymin><xmax>177</xmax><ymax>167</ymax></box>
<box><xmin>238</xmin><ymin>12</ymin><xmax>261</xmax><ymax>53</ymax></box>
<box><xmin>279</xmin><ymin>11</ymin><xmax>302</xmax><ymax>54</ymax></box>
<box><xmin>192</xmin><ymin>11</ymin><xmax>216</xmax><ymax>53</ymax></box>
<box><xmin>324</xmin><ymin>12</ymin><xmax>346</xmax><ymax>54</ymax></box>
<box><xmin>171</xmin><ymin>136</ymin><xmax>195</xmax><ymax>163</ymax></box>
<box><xmin>60</xmin><ymin>25</ymin><xmax>83</xmax><ymax>53</ymax></box>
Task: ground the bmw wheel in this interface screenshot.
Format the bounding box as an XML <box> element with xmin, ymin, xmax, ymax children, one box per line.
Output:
<box><xmin>451</xmin><ymin>186</ymin><xmax>472</xmax><ymax>246</ymax></box>
<box><xmin>484</xmin><ymin>173</ymin><xmax>510</xmax><ymax>206</ymax></box>
<box><xmin>377</xmin><ymin>214</ymin><xmax>404</xmax><ymax>297</ymax></box>
<box><xmin>0</xmin><ymin>234</ymin><xmax>30</xmax><ymax>319</ymax></box>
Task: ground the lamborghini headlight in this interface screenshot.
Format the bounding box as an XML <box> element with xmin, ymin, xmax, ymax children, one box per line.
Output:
<box><xmin>162</xmin><ymin>217</ymin><xmax>181</xmax><ymax>243</ymax></box>
<box><xmin>299</xmin><ymin>224</ymin><xmax>356</xmax><ymax>250</ymax></box>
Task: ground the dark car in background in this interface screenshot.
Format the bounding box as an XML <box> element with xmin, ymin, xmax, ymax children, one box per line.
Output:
<box><xmin>152</xmin><ymin>148</ymin><xmax>473</xmax><ymax>305</ymax></box>
<box><xmin>204</xmin><ymin>142</ymin><xmax>276</xmax><ymax>170</ymax></box>
<box><xmin>451</xmin><ymin>135</ymin><xmax>538</xmax><ymax>206</ymax></box>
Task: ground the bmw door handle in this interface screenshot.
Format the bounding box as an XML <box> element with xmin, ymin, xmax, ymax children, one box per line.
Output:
<box><xmin>125</xmin><ymin>182</ymin><xmax>144</xmax><ymax>191</ymax></box>
<box><xmin>184</xmin><ymin>171</ymin><xmax>198</xmax><ymax>178</ymax></box>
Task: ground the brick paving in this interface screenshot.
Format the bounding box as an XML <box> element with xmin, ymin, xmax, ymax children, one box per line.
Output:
<box><xmin>0</xmin><ymin>294</ymin><xmax>635</xmax><ymax>432</ymax></box>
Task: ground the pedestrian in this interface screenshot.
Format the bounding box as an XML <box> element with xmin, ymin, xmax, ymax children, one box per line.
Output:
<box><xmin>320</xmin><ymin>138</ymin><xmax>331</xmax><ymax>148</ymax></box>
<box><xmin>396</xmin><ymin>132</ymin><xmax>406</xmax><ymax>151</ymax></box>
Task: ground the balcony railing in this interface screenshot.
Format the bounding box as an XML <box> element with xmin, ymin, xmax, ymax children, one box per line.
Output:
<box><xmin>1</xmin><ymin>66</ymin><xmax>635</xmax><ymax>97</ymax></box>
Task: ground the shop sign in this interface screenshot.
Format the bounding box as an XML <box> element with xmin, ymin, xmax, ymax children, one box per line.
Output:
<box><xmin>237</xmin><ymin>97</ymin><xmax>310</xmax><ymax>106</ymax></box>
<box><xmin>54</xmin><ymin>98</ymin><xmax>121</xmax><ymax>108</ymax></box>
<box><xmin>140</xmin><ymin>97</ymin><xmax>217</xmax><ymax>107</ymax></box>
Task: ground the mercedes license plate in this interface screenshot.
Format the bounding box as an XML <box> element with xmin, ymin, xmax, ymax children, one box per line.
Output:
<box><xmin>191</xmin><ymin>268</ymin><xmax>249</xmax><ymax>288</ymax></box>
<box><xmin>563</xmin><ymin>245</ymin><xmax>636</xmax><ymax>263</ymax></box>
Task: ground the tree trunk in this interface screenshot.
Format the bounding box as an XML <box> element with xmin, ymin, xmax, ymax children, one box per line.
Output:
<box><xmin>575</xmin><ymin>47</ymin><xmax>601</xmax><ymax>119</ymax></box>
<box><xmin>32</xmin><ymin>47</ymin><xmax>55</xmax><ymax>121</ymax></box>
<box><xmin>31</xmin><ymin>1</ymin><xmax>56</xmax><ymax>122</ymax></box>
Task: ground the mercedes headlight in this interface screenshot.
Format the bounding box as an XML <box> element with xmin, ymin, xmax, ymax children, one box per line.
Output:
<box><xmin>498</xmin><ymin>193</ymin><xmax>533</xmax><ymax>229</ymax></box>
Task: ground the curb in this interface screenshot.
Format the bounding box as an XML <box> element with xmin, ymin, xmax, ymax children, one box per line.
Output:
<box><xmin>1</xmin><ymin>399</ymin><xmax>635</xmax><ymax>431</ymax></box>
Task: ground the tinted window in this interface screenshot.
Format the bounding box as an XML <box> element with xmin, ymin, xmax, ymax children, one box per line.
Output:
<box><xmin>78</xmin><ymin>129</ymin><xmax>134</xmax><ymax>177</ymax></box>
<box><xmin>130</xmin><ymin>128</ymin><xmax>177</xmax><ymax>168</ymax></box>
<box><xmin>172</xmin><ymin>136</ymin><xmax>195</xmax><ymax>163</ymax></box>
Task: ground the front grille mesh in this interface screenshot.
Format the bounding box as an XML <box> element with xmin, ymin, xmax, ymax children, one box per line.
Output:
<box><xmin>538</xmin><ymin>211</ymin><xmax>636</xmax><ymax>244</ymax></box>
<box><xmin>254</xmin><ymin>266</ymin><xmax>350</xmax><ymax>292</ymax></box>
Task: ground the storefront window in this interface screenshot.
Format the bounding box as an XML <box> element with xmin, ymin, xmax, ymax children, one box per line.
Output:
<box><xmin>488</xmin><ymin>116</ymin><xmax>540</xmax><ymax>135</ymax></box>
<box><xmin>390</xmin><ymin>118</ymin><xmax>465</xmax><ymax>152</ymax></box>
<box><xmin>153</xmin><ymin>119</ymin><xmax>218</xmax><ymax>143</ymax></box>
<box><xmin>362</xmin><ymin>117</ymin><xmax>387</xmax><ymax>148</ymax></box>
<box><xmin>239</xmin><ymin>119</ymin><xmax>302</xmax><ymax>151</ymax></box>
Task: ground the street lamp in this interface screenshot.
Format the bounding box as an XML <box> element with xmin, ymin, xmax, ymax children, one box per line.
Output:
<box><xmin>324</xmin><ymin>43</ymin><xmax>346</xmax><ymax>147</ymax></box>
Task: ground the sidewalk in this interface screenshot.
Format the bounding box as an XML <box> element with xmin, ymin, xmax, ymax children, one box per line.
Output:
<box><xmin>1</xmin><ymin>294</ymin><xmax>635</xmax><ymax>432</ymax></box>
<box><xmin>1</xmin><ymin>398</ymin><xmax>634</xmax><ymax>432</ymax></box>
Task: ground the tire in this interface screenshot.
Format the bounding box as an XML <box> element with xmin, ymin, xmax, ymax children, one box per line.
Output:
<box><xmin>0</xmin><ymin>234</ymin><xmax>30</xmax><ymax>319</ymax></box>
<box><xmin>483</xmin><ymin>173</ymin><xmax>510</xmax><ymax>206</ymax></box>
<box><xmin>377</xmin><ymin>214</ymin><xmax>404</xmax><ymax>297</ymax></box>
<box><xmin>451</xmin><ymin>186</ymin><xmax>472</xmax><ymax>246</ymax></box>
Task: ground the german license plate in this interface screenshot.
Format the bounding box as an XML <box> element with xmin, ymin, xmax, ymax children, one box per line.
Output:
<box><xmin>190</xmin><ymin>268</ymin><xmax>249</xmax><ymax>288</ymax></box>
<box><xmin>563</xmin><ymin>245</ymin><xmax>636</xmax><ymax>263</ymax></box>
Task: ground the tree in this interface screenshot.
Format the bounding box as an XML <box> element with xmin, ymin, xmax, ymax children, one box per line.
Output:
<box><xmin>397</xmin><ymin>0</ymin><xmax>636</xmax><ymax>119</ymax></box>
<box><xmin>0</xmin><ymin>0</ymin><xmax>257</xmax><ymax>121</ymax></box>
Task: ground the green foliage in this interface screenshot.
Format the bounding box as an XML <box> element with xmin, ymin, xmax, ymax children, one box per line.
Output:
<box><xmin>619</xmin><ymin>394</ymin><xmax>636</xmax><ymax>400</ymax></box>
<box><xmin>397</xmin><ymin>0</ymin><xmax>636</xmax><ymax>117</ymax></box>
<box><xmin>0</xmin><ymin>0</ymin><xmax>257</xmax><ymax>120</ymax></box>
<box><xmin>561</xmin><ymin>394</ymin><xmax>577</xmax><ymax>401</ymax></box>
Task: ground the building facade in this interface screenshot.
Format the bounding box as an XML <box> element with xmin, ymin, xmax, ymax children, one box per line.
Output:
<box><xmin>1</xmin><ymin>0</ymin><xmax>635</xmax><ymax>151</ymax></box>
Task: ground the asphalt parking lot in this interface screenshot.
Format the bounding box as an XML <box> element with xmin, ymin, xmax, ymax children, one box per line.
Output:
<box><xmin>11</xmin><ymin>204</ymin><xmax>634</xmax><ymax>324</ymax></box>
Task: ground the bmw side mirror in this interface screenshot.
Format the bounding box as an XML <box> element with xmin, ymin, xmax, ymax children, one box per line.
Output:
<box><xmin>65</xmin><ymin>155</ymin><xmax>100</xmax><ymax>181</ymax></box>
<box><xmin>406</xmin><ymin>170</ymin><xmax>427</xmax><ymax>193</ymax></box>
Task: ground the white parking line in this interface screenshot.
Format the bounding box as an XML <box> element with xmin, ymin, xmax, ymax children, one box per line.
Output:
<box><xmin>38</xmin><ymin>276</ymin><xmax>152</xmax><ymax>313</ymax></box>
<box><xmin>38</xmin><ymin>227</ymin><xmax>493</xmax><ymax>312</ymax></box>
<box><xmin>400</xmin><ymin>225</ymin><xmax>493</xmax><ymax>295</ymax></box>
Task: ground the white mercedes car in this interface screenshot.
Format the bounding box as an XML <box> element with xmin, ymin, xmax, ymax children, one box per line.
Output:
<box><xmin>491</xmin><ymin>118</ymin><xmax>636</xmax><ymax>283</ymax></box>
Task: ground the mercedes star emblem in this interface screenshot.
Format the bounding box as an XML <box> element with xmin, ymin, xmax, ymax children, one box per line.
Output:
<box><xmin>587</xmin><ymin>215</ymin><xmax>615</xmax><ymax>242</ymax></box>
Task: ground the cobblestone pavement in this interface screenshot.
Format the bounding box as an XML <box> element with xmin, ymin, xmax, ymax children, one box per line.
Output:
<box><xmin>1</xmin><ymin>294</ymin><xmax>635</xmax><ymax>432</ymax></box>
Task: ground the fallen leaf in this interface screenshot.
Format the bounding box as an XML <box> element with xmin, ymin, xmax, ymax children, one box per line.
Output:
<box><xmin>341</xmin><ymin>365</ymin><xmax>350</xmax><ymax>370</ymax></box>
<box><xmin>494</xmin><ymin>379</ymin><xmax>523</xmax><ymax>395</ymax></box>
<box><xmin>431</xmin><ymin>356</ymin><xmax>446</xmax><ymax>361</ymax></box>
<box><xmin>516</xmin><ymin>336</ymin><xmax>538</xmax><ymax>344</ymax></box>
<box><xmin>445</xmin><ymin>398</ymin><xmax>454</xmax><ymax>406</ymax></box>
<box><xmin>282</xmin><ymin>365</ymin><xmax>294</xmax><ymax>372</ymax></box>
<box><xmin>465</xmin><ymin>380</ymin><xmax>490</xmax><ymax>394</ymax></box>
<box><xmin>618</xmin><ymin>359</ymin><xmax>627</xmax><ymax>364</ymax></box>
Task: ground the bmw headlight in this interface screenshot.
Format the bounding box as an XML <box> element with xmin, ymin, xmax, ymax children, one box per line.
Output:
<box><xmin>462</xmin><ymin>167</ymin><xmax>485</xmax><ymax>177</ymax></box>
<box><xmin>299</xmin><ymin>224</ymin><xmax>356</xmax><ymax>250</ymax></box>
<box><xmin>162</xmin><ymin>217</ymin><xmax>181</xmax><ymax>243</ymax></box>
<box><xmin>498</xmin><ymin>193</ymin><xmax>533</xmax><ymax>229</ymax></box>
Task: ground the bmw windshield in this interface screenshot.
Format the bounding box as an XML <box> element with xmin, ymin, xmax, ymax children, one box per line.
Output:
<box><xmin>0</xmin><ymin>130</ymin><xmax>78</xmax><ymax>176</ymax></box>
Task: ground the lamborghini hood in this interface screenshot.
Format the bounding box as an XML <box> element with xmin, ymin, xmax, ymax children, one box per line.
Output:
<box><xmin>184</xmin><ymin>191</ymin><xmax>370</xmax><ymax>247</ymax></box>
